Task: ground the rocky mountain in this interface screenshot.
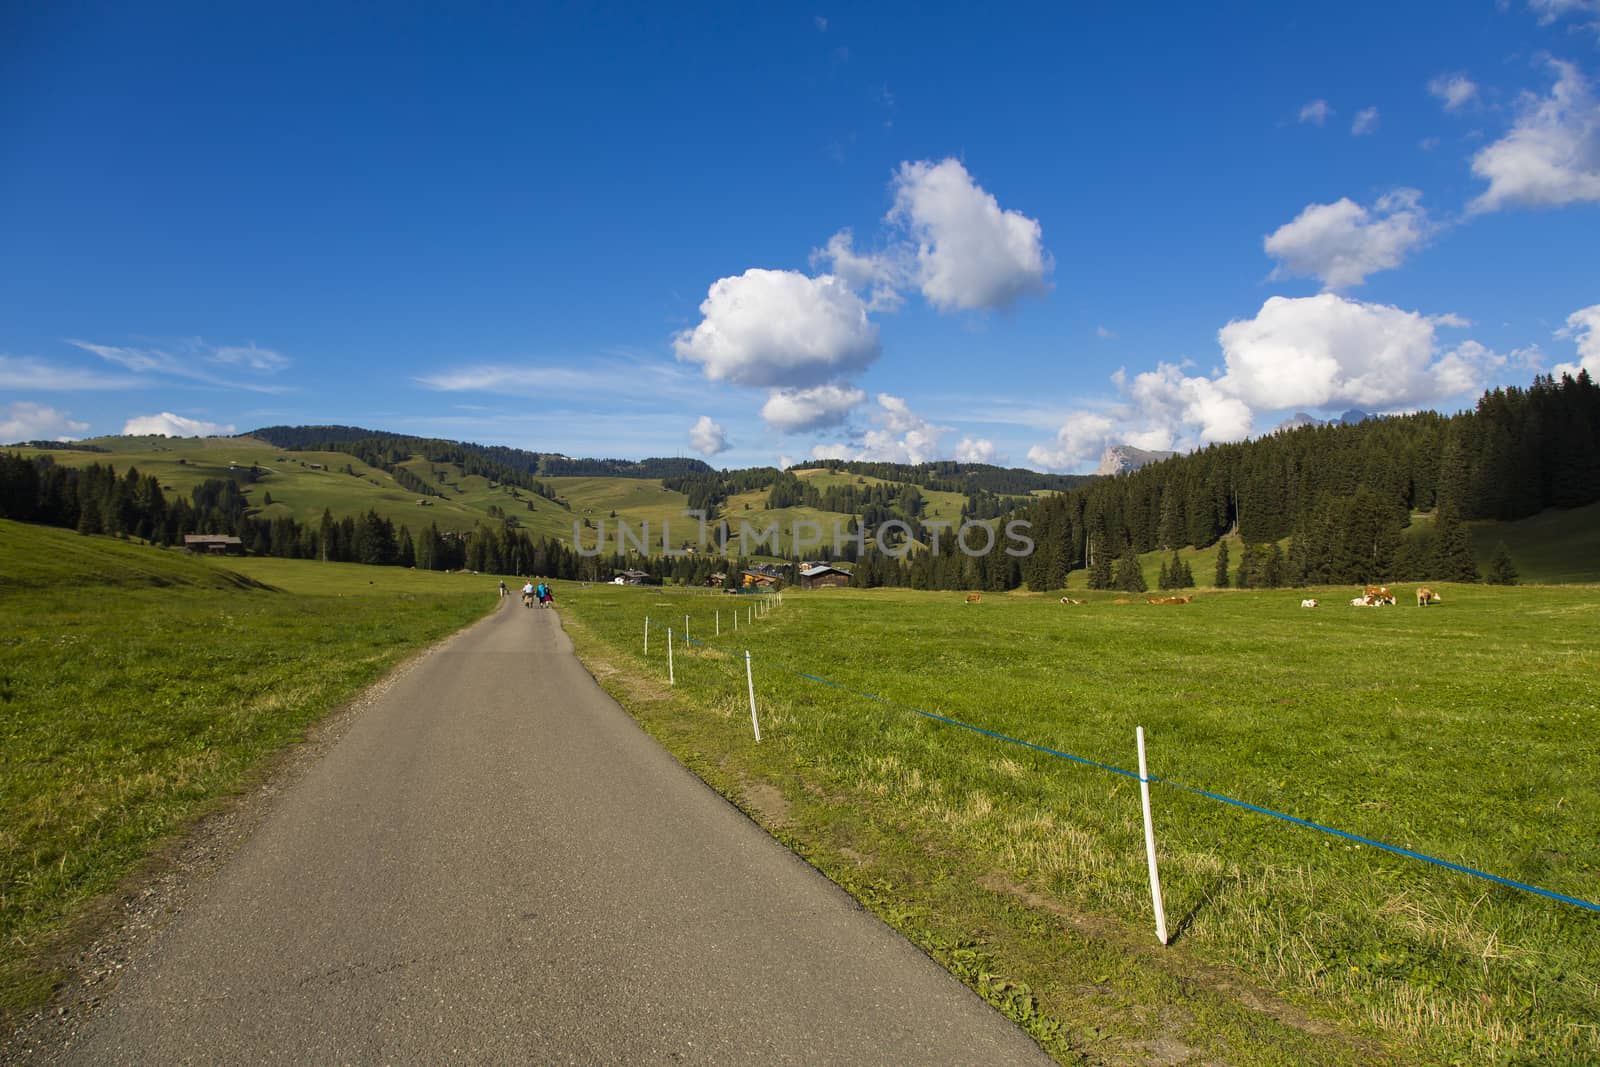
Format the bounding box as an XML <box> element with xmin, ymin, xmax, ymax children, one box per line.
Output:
<box><xmin>1094</xmin><ymin>444</ymin><xmax>1179</xmax><ymax>476</ymax></box>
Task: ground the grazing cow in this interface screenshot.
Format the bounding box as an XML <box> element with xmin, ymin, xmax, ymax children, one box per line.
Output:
<box><xmin>964</xmin><ymin>592</ymin><xmax>981</xmax><ymax>604</ymax></box>
<box><xmin>1301</xmin><ymin>598</ymin><xmax>1319</xmax><ymax>608</ymax></box>
<box><xmin>1146</xmin><ymin>595</ymin><xmax>1193</xmax><ymax>605</ymax></box>
<box><xmin>1059</xmin><ymin>596</ymin><xmax>1085</xmax><ymax>605</ymax></box>
<box><xmin>1417</xmin><ymin>587</ymin><xmax>1441</xmax><ymax>606</ymax></box>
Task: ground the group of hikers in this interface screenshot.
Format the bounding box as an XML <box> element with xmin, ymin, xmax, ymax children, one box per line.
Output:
<box><xmin>498</xmin><ymin>579</ymin><xmax>555</xmax><ymax>608</ymax></box>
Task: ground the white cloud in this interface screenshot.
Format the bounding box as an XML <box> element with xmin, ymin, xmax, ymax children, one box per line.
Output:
<box><xmin>760</xmin><ymin>383</ymin><xmax>866</xmax><ymax>432</ymax></box>
<box><xmin>1128</xmin><ymin>362</ymin><xmax>1256</xmax><ymax>444</ymax></box>
<box><xmin>416</xmin><ymin>359</ymin><xmax>701</xmax><ymax>401</ymax></box>
<box><xmin>1</xmin><ymin>401</ymin><xmax>89</xmax><ymax>443</ymax></box>
<box><xmin>814</xmin><ymin>14</ymin><xmax>827</xmax><ymax>30</ymax></box>
<box><xmin>1428</xmin><ymin>73</ymin><xmax>1480</xmax><ymax>111</ymax></box>
<box><xmin>1216</xmin><ymin>294</ymin><xmax>1489</xmax><ymax>409</ymax></box>
<box><xmin>211</xmin><ymin>343</ymin><xmax>291</xmax><ymax>372</ymax></box>
<box><xmin>67</xmin><ymin>338</ymin><xmax>294</xmax><ymax>393</ymax></box>
<box><xmin>812</xmin><ymin>394</ymin><xmax>950</xmax><ymax>464</ymax></box>
<box><xmin>0</xmin><ymin>355</ymin><xmax>141</xmax><ymax>391</ymax></box>
<box><xmin>1298</xmin><ymin>99</ymin><xmax>1333</xmax><ymax>125</ymax></box>
<box><xmin>688</xmin><ymin>415</ymin><xmax>730</xmax><ymax>456</ymax></box>
<box><xmin>673</xmin><ymin>269</ymin><xmax>881</xmax><ymax>388</ymax></box>
<box><xmin>1419</xmin><ymin>136</ymin><xmax>1442</xmax><ymax>151</ymax></box>
<box><xmin>812</xmin><ymin>229</ymin><xmax>907</xmax><ymax>312</ymax></box>
<box><xmin>1469</xmin><ymin>59</ymin><xmax>1600</xmax><ymax>213</ymax></box>
<box><xmin>954</xmin><ymin>436</ymin><xmax>1002</xmax><ymax>464</ymax></box>
<box><xmin>1553</xmin><ymin>303</ymin><xmax>1600</xmax><ymax>377</ymax></box>
<box><xmin>888</xmin><ymin>159</ymin><xmax>1051</xmax><ymax>312</ymax></box>
<box><xmin>1026</xmin><ymin>412</ymin><xmax>1116</xmax><ymax>471</ymax></box>
<box><xmin>122</xmin><ymin>412</ymin><xmax>237</xmax><ymax>437</ymax></box>
<box><xmin>1096</xmin><ymin>325</ymin><xmax>1117</xmax><ymax>339</ymax></box>
<box><xmin>1352</xmin><ymin>107</ymin><xmax>1380</xmax><ymax>135</ymax></box>
<box><xmin>1528</xmin><ymin>0</ymin><xmax>1600</xmax><ymax>34</ymax></box>
<box><xmin>1263</xmin><ymin>189</ymin><xmax>1431</xmax><ymax>289</ymax></box>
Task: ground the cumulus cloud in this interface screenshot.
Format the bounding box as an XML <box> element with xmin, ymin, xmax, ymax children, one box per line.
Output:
<box><xmin>1469</xmin><ymin>59</ymin><xmax>1600</xmax><ymax>213</ymax></box>
<box><xmin>1128</xmin><ymin>363</ymin><xmax>1255</xmax><ymax>444</ymax></box>
<box><xmin>954</xmin><ymin>436</ymin><xmax>1002</xmax><ymax>464</ymax></box>
<box><xmin>811</xmin><ymin>394</ymin><xmax>950</xmax><ymax>464</ymax></box>
<box><xmin>1429</xmin><ymin>73</ymin><xmax>1480</xmax><ymax>111</ymax></box>
<box><xmin>1027</xmin><ymin>295</ymin><xmax>1518</xmax><ymax>472</ymax></box>
<box><xmin>1351</xmin><ymin>107</ymin><xmax>1380</xmax><ymax>135</ymax></box>
<box><xmin>2</xmin><ymin>401</ymin><xmax>89</xmax><ymax>443</ymax></box>
<box><xmin>1298</xmin><ymin>99</ymin><xmax>1333</xmax><ymax>125</ymax></box>
<box><xmin>888</xmin><ymin>159</ymin><xmax>1051</xmax><ymax>312</ymax></box>
<box><xmin>1553</xmin><ymin>303</ymin><xmax>1600</xmax><ymax>377</ymax></box>
<box><xmin>811</xmin><ymin>229</ymin><xmax>907</xmax><ymax>312</ymax></box>
<box><xmin>673</xmin><ymin>269</ymin><xmax>880</xmax><ymax>388</ymax></box>
<box><xmin>1264</xmin><ymin>189</ymin><xmax>1432</xmax><ymax>289</ymax></box>
<box><xmin>760</xmin><ymin>383</ymin><xmax>866</xmax><ymax>432</ymax></box>
<box><xmin>122</xmin><ymin>412</ymin><xmax>237</xmax><ymax>437</ymax></box>
<box><xmin>688</xmin><ymin>415</ymin><xmax>730</xmax><ymax>456</ymax></box>
<box><xmin>1217</xmin><ymin>294</ymin><xmax>1489</xmax><ymax>409</ymax></box>
<box><xmin>1026</xmin><ymin>412</ymin><xmax>1117</xmax><ymax>471</ymax></box>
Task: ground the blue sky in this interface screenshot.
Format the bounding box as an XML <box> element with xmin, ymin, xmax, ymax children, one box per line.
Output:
<box><xmin>3</xmin><ymin>2</ymin><xmax>1598</xmax><ymax>471</ymax></box>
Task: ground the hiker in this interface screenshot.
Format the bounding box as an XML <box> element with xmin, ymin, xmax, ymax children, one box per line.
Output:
<box><xmin>522</xmin><ymin>581</ymin><xmax>535</xmax><ymax>607</ymax></box>
<box><xmin>498</xmin><ymin>580</ymin><xmax>508</xmax><ymax>598</ymax></box>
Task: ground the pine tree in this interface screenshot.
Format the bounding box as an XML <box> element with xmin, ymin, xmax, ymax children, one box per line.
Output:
<box><xmin>1157</xmin><ymin>557</ymin><xmax>1172</xmax><ymax>590</ymax></box>
<box><xmin>1485</xmin><ymin>541</ymin><xmax>1518</xmax><ymax>585</ymax></box>
<box><xmin>1264</xmin><ymin>542</ymin><xmax>1285</xmax><ymax>588</ymax></box>
<box><xmin>1432</xmin><ymin>504</ymin><xmax>1480</xmax><ymax>582</ymax></box>
<box><xmin>1213</xmin><ymin>539</ymin><xmax>1230</xmax><ymax>588</ymax></box>
<box><xmin>1114</xmin><ymin>542</ymin><xmax>1147</xmax><ymax>592</ymax></box>
<box><xmin>1089</xmin><ymin>535</ymin><xmax>1114</xmax><ymax>590</ymax></box>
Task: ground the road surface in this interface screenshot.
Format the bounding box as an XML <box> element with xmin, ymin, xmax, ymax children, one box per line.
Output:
<box><xmin>50</xmin><ymin>599</ymin><xmax>1052</xmax><ymax>1064</ymax></box>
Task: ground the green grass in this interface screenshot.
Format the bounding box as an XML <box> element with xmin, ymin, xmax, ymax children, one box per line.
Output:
<box><xmin>0</xmin><ymin>521</ymin><xmax>495</xmax><ymax>1017</ymax></box>
<box><xmin>558</xmin><ymin>581</ymin><xmax>1600</xmax><ymax>1065</ymax></box>
<box><xmin>1470</xmin><ymin>501</ymin><xmax>1600</xmax><ymax>584</ymax></box>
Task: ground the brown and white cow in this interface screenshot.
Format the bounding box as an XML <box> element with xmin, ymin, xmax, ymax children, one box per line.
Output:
<box><xmin>1416</xmin><ymin>587</ymin><xmax>1441</xmax><ymax>606</ymax></box>
<box><xmin>1301</xmin><ymin>598</ymin><xmax>1319</xmax><ymax>608</ymax></box>
<box><xmin>1146</xmin><ymin>595</ymin><xmax>1193</xmax><ymax>605</ymax></box>
<box><xmin>964</xmin><ymin>592</ymin><xmax>981</xmax><ymax>604</ymax></box>
<box><xmin>1362</xmin><ymin>585</ymin><xmax>1396</xmax><ymax>606</ymax></box>
<box><xmin>1060</xmin><ymin>596</ymin><xmax>1085</xmax><ymax>605</ymax></box>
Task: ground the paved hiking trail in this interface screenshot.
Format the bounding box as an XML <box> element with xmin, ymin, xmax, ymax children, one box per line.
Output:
<box><xmin>50</xmin><ymin>600</ymin><xmax>1050</xmax><ymax>1064</ymax></box>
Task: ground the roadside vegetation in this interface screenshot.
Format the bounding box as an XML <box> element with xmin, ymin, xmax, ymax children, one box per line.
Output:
<box><xmin>0</xmin><ymin>521</ymin><xmax>498</xmax><ymax>1017</ymax></box>
<box><xmin>558</xmin><ymin>581</ymin><xmax>1600</xmax><ymax>1065</ymax></box>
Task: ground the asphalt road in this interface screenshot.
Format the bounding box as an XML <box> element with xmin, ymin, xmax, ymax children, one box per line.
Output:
<box><xmin>54</xmin><ymin>599</ymin><xmax>1051</xmax><ymax>1064</ymax></box>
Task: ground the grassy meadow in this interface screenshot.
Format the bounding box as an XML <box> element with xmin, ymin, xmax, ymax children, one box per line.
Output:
<box><xmin>0</xmin><ymin>521</ymin><xmax>502</xmax><ymax>1016</ymax></box>
<box><xmin>556</xmin><ymin>580</ymin><xmax>1600</xmax><ymax>1065</ymax></box>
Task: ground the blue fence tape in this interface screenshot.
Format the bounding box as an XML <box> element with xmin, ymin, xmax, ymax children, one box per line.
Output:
<box><xmin>637</xmin><ymin>605</ymin><xmax>1600</xmax><ymax>914</ymax></box>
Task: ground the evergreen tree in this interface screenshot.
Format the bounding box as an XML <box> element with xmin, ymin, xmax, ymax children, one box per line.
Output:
<box><xmin>1113</xmin><ymin>542</ymin><xmax>1147</xmax><ymax>592</ymax></box>
<box><xmin>1432</xmin><ymin>503</ymin><xmax>1480</xmax><ymax>581</ymax></box>
<box><xmin>1213</xmin><ymin>539</ymin><xmax>1230</xmax><ymax>588</ymax></box>
<box><xmin>1088</xmin><ymin>534</ymin><xmax>1114</xmax><ymax>590</ymax></box>
<box><xmin>1485</xmin><ymin>541</ymin><xmax>1518</xmax><ymax>585</ymax></box>
<box><xmin>1264</xmin><ymin>542</ymin><xmax>1285</xmax><ymax>588</ymax></box>
<box><xmin>1157</xmin><ymin>556</ymin><xmax>1172</xmax><ymax>590</ymax></box>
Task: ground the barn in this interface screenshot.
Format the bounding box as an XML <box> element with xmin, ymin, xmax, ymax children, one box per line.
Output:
<box><xmin>798</xmin><ymin>564</ymin><xmax>851</xmax><ymax>590</ymax></box>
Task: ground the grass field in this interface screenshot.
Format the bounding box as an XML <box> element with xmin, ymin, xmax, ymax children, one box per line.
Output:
<box><xmin>0</xmin><ymin>521</ymin><xmax>501</xmax><ymax>1017</ymax></box>
<box><xmin>557</xmin><ymin>581</ymin><xmax>1600</xmax><ymax>1065</ymax></box>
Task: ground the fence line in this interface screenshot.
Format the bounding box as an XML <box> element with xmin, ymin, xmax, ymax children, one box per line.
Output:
<box><xmin>628</xmin><ymin>601</ymin><xmax>1600</xmax><ymax>915</ymax></box>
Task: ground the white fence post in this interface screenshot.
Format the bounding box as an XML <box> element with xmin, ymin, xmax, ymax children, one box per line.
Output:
<box><xmin>745</xmin><ymin>651</ymin><xmax>761</xmax><ymax>743</ymax></box>
<box><xmin>668</xmin><ymin>628</ymin><xmax>675</xmax><ymax>686</ymax></box>
<box><xmin>733</xmin><ymin>608</ymin><xmax>738</xmax><ymax>631</ymax></box>
<box><xmin>644</xmin><ymin>616</ymin><xmax>649</xmax><ymax>655</ymax></box>
<box><xmin>716</xmin><ymin>610</ymin><xmax>720</xmax><ymax>636</ymax></box>
<box><xmin>684</xmin><ymin>614</ymin><xmax>690</xmax><ymax>643</ymax></box>
<box><xmin>1137</xmin><ymin>726</ymin><xmax>1169</xmax><ymax>945</ymax></box>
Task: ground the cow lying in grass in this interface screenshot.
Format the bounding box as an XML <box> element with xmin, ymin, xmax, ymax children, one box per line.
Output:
<box><xmin>1060</xmin><ymin>597</ymin><xmax>1085</xmax><ymax>604</ymax></box>
<box><xmin>1301</xmin><ymin>598</ymin><xmax>1319</xmax><ymax>608</ymax></box>
<box><xmin>1146</xmin><ymin>595</ymin><xmax>1193</xmax><ymax>605</ymax></box>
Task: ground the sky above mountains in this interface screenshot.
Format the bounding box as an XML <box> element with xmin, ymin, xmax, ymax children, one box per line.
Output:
<box><xmin>3</xmin><ymin>2</ymin><xmax>1598</xmax><ymax>471</ymax></box>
